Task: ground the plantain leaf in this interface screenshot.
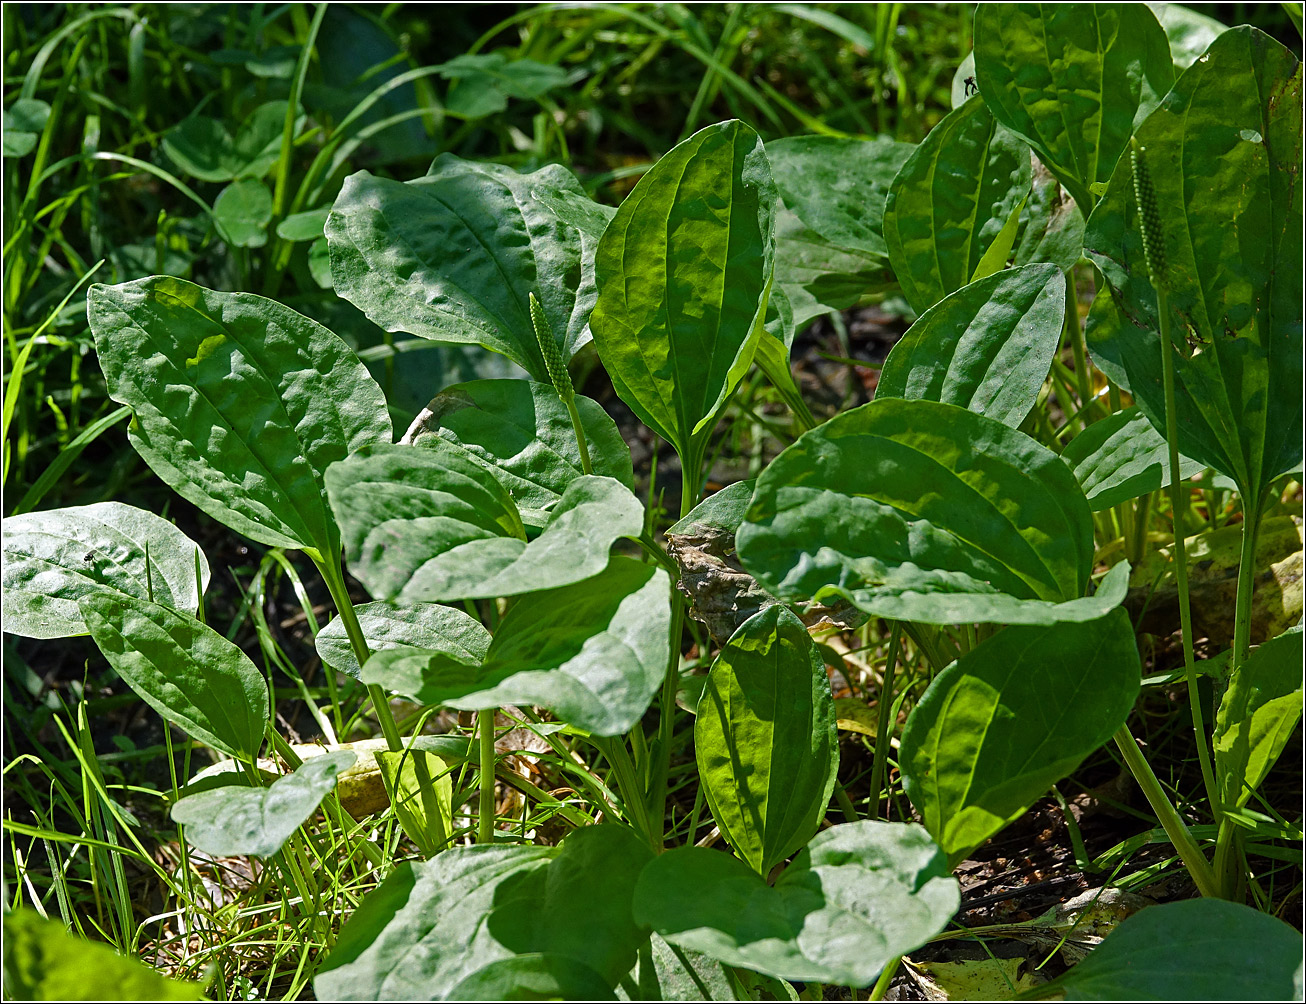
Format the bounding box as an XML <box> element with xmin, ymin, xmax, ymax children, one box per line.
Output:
<box><xmin>376</xmin><ymin>749</ymin><xmax>454</xmax><ymax>859</ymax></box>
<box><xmin>326</xmin><ymin>440</ymin><xmax>642</xmax><ymax>603</ymax></box>
<box><xmin>1061</xmin><ymin>407</ymin><xmax>1206</xmax><ymax>510</ymax></box>
<box><xmin>875</xmin><ymin>262</ymin><xmax>1064</xmax><ymax>428</ymax></box>
<box><xmin>87</xmin><ymin>277</ymin><xmax>392</xmax><ymax>558</ymax></box>
<box><xmin>315</xmin><ymin>600</ymin><xmax>490</xmax><ymax>680</ymax></box>
<box><xmin>402</xmin><ymin>379</ymin><xmax>633</xmax><ymax>529</ymax></box>
<box><xmin>590</xmin><ymin>120</ymin><xmax>776</xmax><ymax>468</ymax></box>
<box><xmin>737</xmin><ymin>398</ymin><xmax>1124</xmax><ymax>626</ymax></box>
<box><xmin>633</xmin><ymin>821</ymin><xmax>959</xmax><ymax>987</ymax></box>
<box><xmin>1012</xmin><ymin>159</ymin><xmax>1086</xmax><ymax>272</ymax></box>
<box><xmin>899</xmin><ymin>609</ymin><xmax>1141</xmax><ymax>866</ymax></box>
<box><xmin>361</xmin><ymin>557</ymin><xmax>670</xmax><ymax>736</ymax></box>
<box><xmin>315</xmin><ymin>826</ymin><xmax>653</xmax><ymax>1000</ymax></box>
<box><xmin>696</xmin><ymin>605</ymin><xmax>838</xmax><ymax>876</ymax></box>
<box><xmin>327</xmin><ymin>157</ymin><xmax>597</xmax><ymax>382</ymax></box>
<box><xmin>1083</xmin><ymin>27</ymin><xmax>1303</xmax><ymax>504</ymax></box>
<box><xmin>772</xmin><ymin>205</ymin><xmax>896</xmax><ymax>329</ymax></box>
<box><xmin>79</xmin><ymin>591</ymin><xmax>268</xmax><ymax>760</ymax></box>
<box><xmin>974</xmin><ymin>4</ymin><xmax>1174</xmax><ymax>214</ymax></box>
<box><xmin>170</xmin><ymin>752</ymin><xmax>356</xmax><ymax>857</ymax></box>
<box><xmin>161</xmin><ymin>101</ymin><xmax>295</xmax><ymax>182</ymax></box>
<box><xmin>2</xmin><ymin>502</ymin><xmax>210</xmax><ymax>639</ymax></box>
<box><xmin>883</xmin><ymin>98</ymin><xmax>1030</xmax><ymax>314</ymax></box>
<box><xmin>448</xmin><ymin>956</ymin><xmax>616</xmax><ymax>1001</ymax></box>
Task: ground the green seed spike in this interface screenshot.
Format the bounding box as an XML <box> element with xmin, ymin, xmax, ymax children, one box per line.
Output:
<box><xmin>1130</xmin><ymin>138</ymin><xmax>1168</xmax><ymax>288</ymax></box>
<box><xmin>529</xmin><ymin>292</ymin><xmax>574</xmax><ymax>402</ymax></box>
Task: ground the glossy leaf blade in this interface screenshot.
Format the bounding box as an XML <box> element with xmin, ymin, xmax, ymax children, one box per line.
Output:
<box><xmin>772</xmin><ymin>206</ymin><xmax>896</xmax><ymax>330</ymax></box>
<box><xmin>876</xmin><ymin>262</ymin><xmax>1064</xmax><ymax>428</ymax></box>
<box><xmin>315</xmin><ymin>825</ymin><xmax>653</xmax><ymax>1000</ymax></box>
<box><xmin>737</xmin><ymin>398</ymin><xmax>1100</xmax><ymax>626</ymax></box>
<box><xmin>170</xmin><ymin>752</ymin><xmax>356</xmax><ymax>858</ymax></box>
<box><xmin>315</xmin><ymin>600</ymin><xmax>490</xmax><ymax>680</ymax></box>
<box><xmin>883</xmin><ymin>98</ymin><xmax>1031</xmax><ymax>314</ymax></box>
<box><xmin>1059</xmin><ymin>899</ymin><xmax>1303</xmax><ymax>1001</ymax></box>
<box><xmin>1214</xmin><ymin>626</ymin><xmax>1304</xmax><ymax>809</ymax></box>
<box><xmin>448</xmin><ymin>956</ymin><xmax>616</xmax><ymax>1001</ymax></box>
<box><xmin>590</xmin><ymin>120</ymin><xmax>776</xmax><ymax>454</ymax></box>
<box><xmin>403</xmin><ymin>378</ymin><xmax>633</xmax><ymax>527</ymax></box>
<box><xmin>362</xmin><ymin>558</ymin><xmax>670</xmax><ymax>736</ymax></box>
<box><xmin>79</xmin><ymin>591</ymin><xmax>268</xmax><ymax>760</ymax></box>
<box><xmin>1061</xmin><ymin>407</ymin><xmax>1206</xmax><ymax>510</ymax></box>
<box><xmin>974</xmin><ymin>5</ymin><xmax>1174</xmax><ymax>214</ymax></box>
<box><xmin>899</xmin><ymin>610</ymin><xmax>1140</xmax><ymax>866</ymax></box>
<box><xmin>633</xmin><ymin>821</ymin><xmax>959</xmax><ymax>987</ymax></box>
<box><xmin>327</xmin><ymin>157</ymin><xmax>597</xmax><ymax>381</ymax></box>
<box><xmin>1</xmin><ymin>502</ymin><xmax>210</xmax><ymax>639</ymax></box>
<box><xmin>696</xmin><ymin>605</ymin><xmax>838</xmax><ymax>875</ymax></box>
<box><xmin>87</xmin><ymin>277</ymin><xmax>392</xmax><ymax>555</ymax></box>
<box><xmin>1083</xmin><ymin>28</ymin><xmax>1303</xmax><ymax>500</ymax></box>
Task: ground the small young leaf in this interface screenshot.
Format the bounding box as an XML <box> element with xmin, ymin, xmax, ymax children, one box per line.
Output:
<box><xmin>315</xmin><ymin>600</ymin><xmax>490</xmax><ymax>680</ymax></box>
<box><xmin>1061</xmin><ymin>407</ymin><xmax>1206</xmax><ymax>510</ymax></box>
<box><xmin>633</xmin><ymin>821</ymin><xmax>959</xmax><ymax>987</ymax></box>
<box><xmin>696</xmin><ymin>605</ymin><xmax>838</xmax><ymax>876</ymax></box>
<box><xmin>376</xmin><ymin>749</ymin><xmax>453</xmax><ymax>858</ymax></box>
<box><xmin>2</xmin><ymin>502</ymin><xmax>210</xmax><ymax>639</ymax></box>
<box><xmin>899</xmin><ymin>609</ymin><xmax>1140</xmax><ymax>866</ymax></box>
<box><xmin>161</xmin><ymin>101</ymin><xmax>294</xmax><ymax>182</ymax></box>
<box><xmin>79</xmin><ymin>591</ymin><xmax>268</xmax><ymax>760</ymax></box>
<box><xmin>213</xmin><ymin>178</ymin><xmax>273</xmax><ymax>248</ymax></box>
<box><xmin>876</xmin><ymin>262</ymin><xmax>1065</xmax><ymax>429</ymax></box>
<box><xmin>2</xmin><ymin>98</ymin><xmax>50</xmax><ymax>158</ymax></box>
<box><xmin>171</xmin><ymin>752</ymin><xmax>356</xmax><ymax>857</ymax></box>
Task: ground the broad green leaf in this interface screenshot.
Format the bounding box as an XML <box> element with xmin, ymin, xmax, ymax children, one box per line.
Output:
<box><xmin>737</xmin><ymin>398</ymin><xmax>1118</xmax><ymax>626</ymax></box>
<box><xmin>1058</xmin><ymin>899</ymin><xmax>1304</xmax><ymax>1001</ymax></box>
<box><xmin>170</xmin><ymin>752</ymin><xmax>356</xmax><ymax>857</ymax></box>
<box><xmin>876</xmin><ymin>263</ymin><xmax>1065</xmax><ymax>428</ymax></box>
<box><xmin>315</xmin><ymin>825</ymin><xmax>654</xmax><ymax>1000</ymax></box>
<box><xmin>448</xmin><ymin>956</ymin><xmax>616</xmax><ymax>1001</ymax></box>
<box><xmin>213</xmin><ymin>178</ymin><xmax>273</xmax><ymax>248</ymax></box>
<box><xmin>669</xmin><ymin>480</ymin><xmax>756</xmax><ymax>536</ymax></box>
<box><xmin>1012</xmin><ymin>159</ymin><xmax>1087</xmax><ymax>272</ymax></box>
<box><xmin>327</xmin><ymin>156</ymin><xmax>597</xmax><ymax>382</ymax></box>
<box><xmin>1083</xmin><ymin>27</ymin><xmax>1303</xmax><ymax>503</ymax></box>
<box><xmin>1149</xmin><ymin>2</ymin><xmax>1229</xmax><ymax>70</ymax></box>
<box><xmin>765</xmin><ymin>136</ymin><xmax>915</xmax><ymax>260</ymax></box>
<box><xmin>974</xmin><ymin>4</ymin><xmax>1174</xmax><ymax>214</ymax></box>
<box><xmin>326</xmin><ymin>441</ymin><xmax>642</xmax><ymax>603</ymax></box>
<box><xmin>362</xmin><ymin>558</ymin><xmax>670</xmax><ymax>736</ymax></box>
<box><xmin>1061</xmin><ymin>407</ymin><xmax>1206</xmax><ymax>510</ymax></box>
<box><xmin>622</xmin><ymin>934</ymin><xmax>738</xmax><ymax>1002</ymax></box>
<box><xmin>376</xmin><ymin>749</ymin><xmax>454</xmax><ymax>858</ymax></box>
<box><xmin>403</xmin><ymin>379</ymin><xmax>633</xmax><ymax>528</ymax></box>
<box><xmin>161</xmin><ymin>101</ymin><xmax>294</xmax><ymax>182</ymax></box>
<box><xmin>899</xmin><ymin>609</ymin><xmax>1141</xmax><ymax>866</ymax></box>
<box><xmin>633</xmin><ymin>821</ymin><xmax>959</xmax><ymax>987</ymax></box>
<box><xmin>87</xmin><ymin>276</ymin><xmax>392</xmax><ymax>557</ymax></box>
<box><xmin>437</xmin><ymin>53</ymin><xmax>568</xmax><ymax>119</ymax></box>
<box><xmin>2</xmin><ymin>98</ymin><xmax>50</xmax><ymax>158</ymax></box>
<box><xmin>275</xmin><ymin>207</ymin><xmax>330</xmax><ymax>242</ymax></box>
<box><xmin>696</xmin><ymin>606</ymin><xmax>838</xmax><ymax>876</ymax></box>
<box><xmin>315</xmin><ymin>600</ymin><xmax>490</xmax><ymax>680</ymax></box>
<box><xmin>883</xmin><ymin>98</ymin><xmax>1031</xmax><ymax>314</ymax></box>
<box><xmin>79</xmin><ymin>591</ymin><xmax>268</xmax><ymax>759</ymax></box>
<box><xmin>590</xmin><ymin>120</ymin><xmax>776</xmax><ymax>463</ymax></box>
<box><xmin>3</xmin><ymin>909</ymin><xmax>205</xmax><ymax>1001</ymax></box>
<box><xmin>1</xmin><ymin>502</ymin><xmax>210</xmax><ymax>639</ymax></box>
<box><xmin>1214</xmin><ymin>626</ymin><xmax>1304</xmax><ymax>809</ymax></box>
<box><xmin>772</xmin><ymin>206</ymin><xmax>896</xmax><ymax>329</ymax></box>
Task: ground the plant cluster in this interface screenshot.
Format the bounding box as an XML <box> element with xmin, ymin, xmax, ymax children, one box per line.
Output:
<box><xmin>3</xmin><ymin>4</ymin><xmax>1303</xmax><ymax>1001</ymax></box>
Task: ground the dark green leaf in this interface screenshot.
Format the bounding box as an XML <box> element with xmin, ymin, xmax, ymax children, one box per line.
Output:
<box><xmin>974</xmin><ymin>5</ymin><xmax>1174</xmax><ymax>213</ymax></box>
<box><xmin>275</xmin><ymin>207</ymin><xmax>330</xmax><ymax>242</ymax></box>
<box><xmin>737</xmin><ymin>398</ymin><xmax>1117</xmax><ymax>625</ymax></box>
<box><xmin>439</xmin><ymin>53</ymin><xmax>567</xmax><ymax>119</ymax></box>
<box><xmin>590</xmin><ymin>120</ymin><xmax>776</xmax><ymax>461</ymax></box>
<box><xmin>634</xmin><ymin>821</ymin><xmax>959</xmax><ymax>986</ymax></box>
<box><xmin>1214</xmin><ymin>626</ymin><xmax>1304</xmax><ymax>809</ymax></box>
<box><xmin>327</xmin><ymin>157</ymin><xmax>597</xmax><ymax>382</ymax></box>
<box><xmin>883</xmin><ymin>98</ymin><xmax>1031</xmax><ymax>314</ymax></box>
<box><xmin>87</xmin><ymin>277</ymin><xmax>392</xmax><ymax>557</ymax></box>
<box><xmin>696</xmin><ymin>605</ymin><xmax>838</xmax><ymax>875</ymax></box>
<box><xmin>79</xmin><ymin>591</ymin><xmax>268</xmax><ymax>759</ymax></box>
<box><xmin>315</xmin><ymin>599</ymin><xmax>490</xmax><ymax>680</ymax></box>
<box><xmin>2</xmin><ymin>98</ymin><xmax>50</xmax><ymax>157</ymax></box>
<box><xmin>1151</xmin><ymin>2</ymin><xmax>1229</xmax><ymax>71</ymax></box>
<box><xmin>669</xmin><ymin>480</ymin><xmax>755</xmax><ymax>536</ymax></box>
<box><xmin>1061</xmin><ymin>407</ymin><xmax>1206</xmax><ymax>510</ymax></box>
<box><xmin>449</xmin><ymin>955</ymin><xmax>616</xmax><ymax>1001</ymax></box>
<box><xmin>622</xmin><ymin>935</ymin><xmax>738</xmax><ymax>1002</ymax></box>
<box><xmin>213</xmin><ymin>178</ymin><xmax>273</xmax><ymax>248</ymax></box>
<box><xmin>1058</xmin><ymin>899</ymin><xmax>1303</xmax><ymax>1001</ymax></box>
<box><xmin>772</xmin><ymin>206</ymin><xmax>896</xmax><ymax>329</ymax></box>
<box><xmin>899</xmin><ymin>610</ymin><xmax>1141</xmax><ymax>866</ymax></box>
<box><xmin>2</xmin><ymin>502</ymin><xmax>209</xmax><ymax>639</ymax></box>
<box><xmin>403</xmin><ymin>379</ymin><xmax>633</xmax><ymax>528</ymax></box>
<box><xmin>315</xmin><ymin>825</ymin><xmax>653</xmax><ymax>999</ymax></box>
<box><xmin>170</xmin><ymin>752</ymin><xmax>356</xmax><ymax>857</ymax></box>
<box><xmin>1012</xmin><ymin>160</ymin><xmax>1087</xmax><ymax>272</ymax></box>
<box><xmin>161</xmin><ymin>101</ymin><xmax>294</xmax><ymax>182</ymax></box>
<box><xmin>362</xmin><ymin>557</ymin><xmax>670</xmax><ymax>736</ymax></box>
<box><xmin>876</xmin><ymin>263</ymin><xmax>1065</xmax><ymax>428</ymax></box>
<box><xmin>1083</xmin><ymin>27</ymin><xmax>1302</xmax><ymax>502</ymax></box>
